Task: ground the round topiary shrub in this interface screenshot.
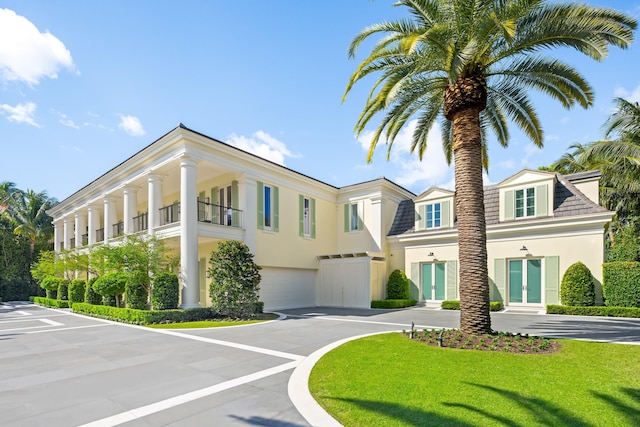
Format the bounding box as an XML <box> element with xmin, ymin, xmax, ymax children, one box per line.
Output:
<box><xmin>92</xmin><ymin>272</ymin><xmax>127</xmax><ymax>307</ymax></box>
<box><xmin>151</xmin><ymin>273</ymin><xmax>179</xmax><ymax>310</ymax></box>
<box><xmin>40</xmin><ymin>276</ymin><xmax>63</xmax><ymax>299</ymax></box>
<box><xmin>69</xmin><ymin>279</ymin><xmax>86</xmax><ymax>304</ymax></box>
<box><xmin>561</xmin><ymin>261</ymin><xmax>595</xmax><ymax>306</ymax></box>
<box><xmin>387</xmin><ymin>269</ymin><xmax>410</xmax><ymax>299</ymax></box>
<box><xmin>57</xmin><ymin>280</ymin><xmax>70</xmax><ymax>301</ymax></box>
<box><xmin>126</xmin><ymin>279</ymin><xmax>148</xmax><ymax>310</ymax></box>
<box><xmin>84</xmin><ymin>277</ymin><xmax>102</xmax><ymax>305</ymax></box>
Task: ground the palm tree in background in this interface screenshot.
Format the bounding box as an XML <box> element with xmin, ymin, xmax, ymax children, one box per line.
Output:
<box><xmin>10</xmin><ymin>189</ymin><xmax>56</xmax><ymax>264</ymax></box>
<box><xmin>344</xmin><ymin>0</ymin><xmax>636</xmax><ymax>334</ymax></box>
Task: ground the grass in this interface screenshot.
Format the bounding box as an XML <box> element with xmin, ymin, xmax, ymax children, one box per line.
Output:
<box><xmin>146</xmin><ymin>313</ymin><xmax>279</xmax><ymax>329</ymax></box>
<box><xmin>309</xmin><ymin>333</ymin><xmax>640</xmax><ymax>426</ymax></box>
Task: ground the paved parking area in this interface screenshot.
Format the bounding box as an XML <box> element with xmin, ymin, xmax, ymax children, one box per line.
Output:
<box><xmin>1</xmin><ymin>302</ymin><xmax>639</xmax><ymax>426</ymax></box>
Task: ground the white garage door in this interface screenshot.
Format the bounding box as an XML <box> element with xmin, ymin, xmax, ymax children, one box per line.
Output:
<box><xmin>260</xmin><ymin>267</ymin><xmax>316</xmax><ymax>311</ymax></box>
<box><xmin>318</xmin><ymin>258</ymin><xmax>372</xmax><ymax>308</ymax></box>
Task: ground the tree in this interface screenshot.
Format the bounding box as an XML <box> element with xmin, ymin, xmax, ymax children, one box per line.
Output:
<box><xmin>9</xmin><ymin>189</ymin><xmax>56</xmax><ymax>264</ymax></box>
<box><xmin>208</xmin><ymin>240</ymin><xmax>261</xmax><ymax>318</ymax></box>
<box><xmin>344</xmin><ymin>0</ymin><xmax>635</xmax><ymax>334</ymax></box>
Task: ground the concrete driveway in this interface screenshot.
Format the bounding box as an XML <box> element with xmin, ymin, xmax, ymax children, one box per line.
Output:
<box><xmin>1</xmin><ymin>302</ymin><xmax>639</xmax><ymax>427</ymax></box>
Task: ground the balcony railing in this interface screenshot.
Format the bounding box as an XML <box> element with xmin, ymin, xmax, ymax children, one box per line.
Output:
<box><xmin>96</xmin><ymin>228</ymin><xmax>105</xmax><ymax>242</ymax></box>
<box><xmin>112</xmin><ymin>221</ymin><xmax>124</xmax><ymax>238</ymax></box>
<box><xmin>70</xmin><ymin>238</ymin><xmax>76</xmax><ymax>249</ymax></box>
<box><xmin>82</xmin><ymin>233</ymin><xmax>89</xmax><ymax>246</ymax></box>
<box><xmin>198</xmin><ymin>201</ymin><xmax>242</xmax><ymax>228</ymax></box>
<box><xmin>159</xmin><ymin>202</ymin><xmax>180</xmax><ymax>226</ymax></box>
<box><xmin>133</xmin><ymin>212</ymin><xmax>148</xmax><ymax>232</ymax></box>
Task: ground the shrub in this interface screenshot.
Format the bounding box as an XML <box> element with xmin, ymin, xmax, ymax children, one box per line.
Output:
<box><xmin>126</xmin><ymin>279</ymin><xmax>148</xmax><ymax>310</ymax></box>
<box><xmin>603</xmin><ymin>262</ymin><xmax>640</xmax><ymax>308</ymax></box>
<box><xmin>547</xmin><ymin>304</ymin><xmax>640</xmax><ymax>318</ymax></box>
<box><xmin>39</xmin><ymin>276</ymin><xmax>63</xmax><ymax>299</ymax></box>
<box><xmin>32</xmin><ymin>297</ymin><xmax>71</xmax><ymax>309</ymax></box>
<box><xmin>151</xmin><ymin>273</ymin><xmax>179</xmax><ymax>310</ymax></box>
<box><xmin>57</xmin><ymin>280</ymin><xmax>69</xmax><ymax>301</ymax></box>
<box><xmin>441</xmin><ymin>300</ymin><xmax>503</xmax><ymax>312</ymax></box>
<box><xmin>387</xmin><ymin>269</ymin><xmax>410</xmax><ymax>299</ymax></box>
<box><xmin>69</xmin><ymin>279</ymin><xmax>86</xmax><ymax>304</ymax></box>
<box><xmin>371</xmin><ymin>299</ymin><xmax>417</xmax><ymax>309</ymax></box>
<box><xmin>208</xmin><ymin>241</ymin><xmax>261</xmax><ymax>318</ymax></box>
<box><xmin>102</xmin><ymin>295</ymin><xmax>117</xmax><ymax>307</ymax></box>
<box><xmin>71</xmin><ymin>303</ymin><xmax>215</xmax><ymax>324</ymax></box>
<box><xmin>560</xmin><ymin>262</ymin><xmax>595</xmax><ymax>306</ymax></box>
<box><xmin>84</xmin><ymin>277</ymin><xmax>102</xmax><ymax>305</ymax></box>
<box><xmin>93</xmin><ymin>272</ymin><xmax>127</xmax><ymax>307</ymax></box>
<box><xmin>606</xmin><ymin>225</ymin><xmax>640</xmax><ymax>262</ymax></box>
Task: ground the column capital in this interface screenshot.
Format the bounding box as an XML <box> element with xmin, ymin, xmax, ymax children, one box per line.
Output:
<box><xmin>179</xmin><ymin>154</ymin><xmax>198</xmax><ymax>168</ymax></box>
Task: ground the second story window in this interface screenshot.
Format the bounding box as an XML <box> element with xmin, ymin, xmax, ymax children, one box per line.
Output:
<box><xmin>426</xmin><ymin>203</ymin><xmax>441</xmax><ymax>228</ymax></box>
<box><xmin>264</xmin><ymin>185</ymin><xmax>272</xmax><ymax>228</ymax></box>
<box><xmin>515</xmin><ymin>187</ymin><xmax>535</xmax><ymax>218</ymax></box>
<box><xmin>257</xmin><ymin>181</ymin><xmax>279</xmax><ymax>232</ymax></box>
<box><xmin>344</xmin><ymin>202</ymin><xmax>363</xmax><ymax>232</ymax></box>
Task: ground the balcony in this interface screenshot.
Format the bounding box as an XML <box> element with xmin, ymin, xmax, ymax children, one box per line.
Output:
<box><xmin>133</xmin><ymin>212</ymin><xmax>148</xmax><ymax>232</ymax></box>
<box><xmin>159</xmin><ymin>202</ymin><xmax>180</xmax><ymax>226</ymax></box>
<box><xmin>96</xmin><ymin>228</ymin><xmax>105</xmax><ymax>242</ymax></box>
<box><xmin>198</xmin><ymin>201</ymin><xmax>242</xmax><ymax>228</ymax></box>
<box><xmin>70</xmin><ymin>238</ymin><xmax>76</xmax><ymax>249</ymax></box>
<box><xmin>82</xmin><ymin>233</ymin><xmax>89</xmax><ymax>246</ymax></box>
<box><xmin>112</xmin><ymin>221</ymin><xmax>124</xmax><ymax>238</ymax></box>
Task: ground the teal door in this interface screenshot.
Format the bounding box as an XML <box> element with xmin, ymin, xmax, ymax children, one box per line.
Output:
<box><xmin>422</xmin><ymin>263</ymin><xmax>446</xmax><ymax>301</ymax></box>
<box><xmin>509</xmin><ymin>259</ymin><xmax>542</xmax><ymax>305</ymax></box>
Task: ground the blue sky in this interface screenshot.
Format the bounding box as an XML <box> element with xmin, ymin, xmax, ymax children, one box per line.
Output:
<box><xmin>1</xmin><ymin>1</ymin><xmax>640</xmax><ymax>201</ymax></box>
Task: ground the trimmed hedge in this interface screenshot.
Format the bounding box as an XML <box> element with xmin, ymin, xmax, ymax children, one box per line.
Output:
<box><xmin>71</xmin><ymin>303</ymin><xmax>216</xmax><ymax>325</ymax></box>
<box><xmin>84</xmin><ymin>277</ymin><xmax>102</xmax><ymax>305</ymax></box>
<box><xmin>126</xmin><ymin>280</ymin><xmax>148</xmax><ymax>310</ymax></box>
<box><xmin>371</xmin><ymin>299</ymin><xmax>417</xmax><ymax>309</ymax></box>
<box><xmin>40</xmin><ymin>276</ymin><xmax>63</xmax><ymax>299</ymax></box>
<box><xmin>33</xmin><ymin>297</ymin><xmax>71</xmax><ymax>308</ymax></box>
<box><xmin>441</xmin><ymin>300</ymin><xmax>503</xmax><ymax>312</ymax></box>
<box><xmin>603</xmin><ymin>262</ymin><xmax>640</xmax><ymax>308</ymax></box>
<box><xmin>560</xmin><ymin>262</ymin><xmax>595</xmax><ymax>306</ymax></box>
<box><xmin>57</xmin><ymin>280</ymin><xmax>69</xmax><ymax>301</ymax></box>
<box><xmin>69</xmin><ymin>279</ymin><xmax>86</xmax><ymax>304</ymax></box>
<box><xmin>547</xmin><ymin>304</ymin><xmax>640</xmax><ymax>318</ymax></box>
<box><xmin>151</xmin><ymin>273</ymin><xmax>179</xmax><ymax>310</ymax></box>
<box><xmin>387</xmin><ymin>270</ymin><xmax>410</xmax><ymax>299</ymax></box>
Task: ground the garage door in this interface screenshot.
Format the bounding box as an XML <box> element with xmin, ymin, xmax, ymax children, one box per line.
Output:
<box><xmin>260</xmin><ymin>267</ymin><xmax>316</xmax><ymax>311</ymax></box>
<box><xmin>318</xmin><ymin>258</ymin><xmax>372</xmax><ymax>308</ymax></box>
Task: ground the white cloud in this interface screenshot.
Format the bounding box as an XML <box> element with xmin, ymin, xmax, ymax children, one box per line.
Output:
<box><xmin>520</xmin><ymin>142</ymin><xmax>541</xmax><ymax>168</ymax></box>
<box><xmin>118</xmin><ymin>115</ymin><xmax>145</xmax><ymax>136</ymax></box>
<box><xmin>0</xmin><ymin>8</ymin><xmax>75</xmax><ymax>85</ymax></box>
<box><xmin>614</xmin><ymin>84</ymin><xmax>640</xmax><ymax>103</ymax></box>
<box><xmin>498</xmin><ymin>158</ymin><xmax>516</xmax><ymax>170</ymax></box>
<box><xmin>0</xmin><ymin>102</ymin><xmax>39</xmax><ymax>126</ymax></box>
<box><xmin>227</xmin><ymin>131</ymin><xmax>299</xmax><ymax>165</ymax></box>
<box><xmin>357</xmin><ymin>120</ymin><xmax>454</xmax><ymax>190</ymax></box>
<box><xmin>52</xmin><ymin>110</ymin><xmax>79</xmax><ymax>129</ymax></box>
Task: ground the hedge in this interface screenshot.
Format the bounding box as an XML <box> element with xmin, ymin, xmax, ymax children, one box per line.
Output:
<box><xmin>371</xmin><ymin>299</ymin><xmax>417</xmax><ymax>309</ymax></box>
<box><xmin>84</xmin><ymin>277</ymin><xmax>102</xmax><ymax>305</ymax></box>
<box><xmin>441</xmin><ymin>300</ymin><xmax>503</xmax><ymax>312</ymax></box>
<box><xmin>560</xmin><ymin>261</ymin><xmax>595</xmax><ymax>306</ymax></box>
<box><xmin>69</xmin><ymin>279</ymin><xmax>86</xmax><ymax>304</ymax></box>
<box><xmin>603</xmin><ymin>262</ymin><xmax>640</xmax><ymax>308</ymax></box>
<box><xmin>387</xmin><ymin>270</ymin><xmax>410</xmax><ymax>299</ymax></box>
<box><xmin>546</xmin><ymin>304</ymin><xmax>640</xmax><ymax>318</ymax></box>
<box><xmin>71</xmin><ymin>303</ymin><xmax>217</xmax><ymax>325</ymax></box>
<box><xmin>151</xmin><ymin>273</ymin><xmax>179</xmax><ymax>310</ymax></box>
<box><xmin>32</xmin><ymin>297</ymin><xmax>71</xmax><ymax>308</ymax></box>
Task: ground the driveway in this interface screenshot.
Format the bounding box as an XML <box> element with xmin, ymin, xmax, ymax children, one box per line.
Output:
<box><xmin>1</xmin><ymin>303</ymin><xmax>639</xmax><ymax>426</ymax></box>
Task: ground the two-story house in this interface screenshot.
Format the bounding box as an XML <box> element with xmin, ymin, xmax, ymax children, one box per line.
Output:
<box><xmin>47</xmin><ymin>125</ymin><xmax>613</xmax><ymax>311</ymax></box>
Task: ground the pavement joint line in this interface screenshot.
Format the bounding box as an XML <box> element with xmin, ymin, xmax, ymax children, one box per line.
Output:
<box><xmin>284</xmin><ymin>313</ymin><xmax>441</xmax><ymax>330</ymax></box>
<box><xmin>25</xmin><ymin>323</ymin><xmax>113</xmax><ymax>334</ymax></box>
<box><xmin>57</xmin><ymin>307</ymin><xmax>305</xmax><ymax>361</ymax></box>
<box><xmin>39</xmin><ymin>318</ymin><xmax>64</xmax><ymax>326</ymax></box>
<box><xmin>79</xmin><ymin>360</ymin><xmax>300</xmax><ymax>427</ymax></box>
<box><xmin>0</xmin><ymin>313</ymin><xmax>70</xmax><ymax>320</ymax></box>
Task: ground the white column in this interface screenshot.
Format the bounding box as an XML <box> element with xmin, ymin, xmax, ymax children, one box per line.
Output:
<box><xmin>123</xmin><ymin>186</ymin><xmax>138</xmax><ymax>234</ymax></box>
<box><xmin>87</xmin><ymin>205</ymin><xmax>98</xmax><ymax>245</ymax></box>
<box><xmin>75</xmin><ymin>211</ymin><xmax>87</xmax><ymax>247</ymax></box>
<box><xmin>180</xmin><ymin>156</ymin><xmax>200</xmax><ymax>308</ymax></box>
<box><xmin>63</xmin><ymin>218</ymin><xmax>72</xmax><ymax>250</ymax></box>
<box><xmin>147</xmin><ymin>174</ymin><xmax>163</xmax><ymax>234</ymax></box>
<box><xmin>53</xmin><ymin>220</ymin><xmax>62</xmax><ymax>252</ymax></box>
<box><xmin>104</xmin><ymin>197</ymin><xmax>114</xmax><ymax>241</ymax></box>
<box><xmin>370</xmin><ymin>196</ymin><xmax>383</xmax><ymax>252</ymax></box>
<box><xmin>238</xmin><ymin>175</ymin><xmax>257</xmax><ymax>254</ymax></box>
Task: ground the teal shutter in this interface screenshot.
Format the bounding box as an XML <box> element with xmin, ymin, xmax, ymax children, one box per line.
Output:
<box><xmin>416</xmin><ymin>204</ymin><xmax>425</xmax><ymax>230</ymax></box>
<box><xmin>198</xmin><ymin>191</ymin><xmax>205</xmax><ymax>201</ymax></box>
<box><xmin>311</xmin><ymin>198</ymin><xmax>316</xmax><ymax>239</ymax></box>
<box><xmin>494</xmin><ymin>258</ymin><xmax>506</xmax><ymax>304</ymax></box>
<box><xmin>344</xmin><ymin>204</ymin><xmax>349</xmax><ymax>232</ymax></box>
<box><xmin>504</xmin><ymin>190</ymin><xmax>515</xmax><ymax>221</ymax></box>
<box><xmin>446</xmin><ymin>260</ymin><xmax>457</xmax><ymax>299</ymax></box>
<box><xmin>257</xmin><ymin>181</ymin><xmax>264</xmax><ymax>230</ymax></box>
<box><xmin>273</xmin><ymin>186</ymin><xmax>279</xmax><ymax>232</ymax></box>
<box><xmin>441</xmin><ymin>200</ymin><xmax>450</xmax><ymax>228</ymax></box>
<box><xmin>410</xmin><ymin>263</ymin><xmax>420</xmax><ymax>301</ymax></box>
<box><xmin>545</xmin><ymin>256</ymin><xmax>560</xmax><ymax>305</ymax></box>
<box><xmin>298</xmin><ymin>195</ymin><xmax>304</xmax><ymax>237</ymax></box>
<box><xmin>536</xmin><ymin>184</ymin><xmax>548</xmax><ymax>217</ymax></box>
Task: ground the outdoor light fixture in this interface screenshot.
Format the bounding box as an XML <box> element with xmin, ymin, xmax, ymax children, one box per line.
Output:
<box><xmin>428</xmin><ymin>252</ymin><xmax>435</xmax><ymax>257</ymax></box>
<box><xmin>520</xmin><ymin>245</ymin><xmax>528</xmax><ymax>252</ymax></box>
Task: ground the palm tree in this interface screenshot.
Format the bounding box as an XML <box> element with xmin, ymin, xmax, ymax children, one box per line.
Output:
<box><xmin>10</xmin><ymin>190</ymin><xmax>56</xmax><ymax>264</ymax></box>
<box><xmin>344</xmin><ymin>0</ymin><xmax>636</xmax><ymax>334</ymax></box>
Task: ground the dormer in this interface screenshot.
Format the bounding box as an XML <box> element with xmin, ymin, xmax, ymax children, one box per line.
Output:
<box><xmin>497</xmin><ymin>169</ymin><xmax>555</xmax><ymax>222</ymax></box>
<box><xmin>414</xmin><ymin>188</ymin><xmax>455</xmax><ymax>231</ymax></box>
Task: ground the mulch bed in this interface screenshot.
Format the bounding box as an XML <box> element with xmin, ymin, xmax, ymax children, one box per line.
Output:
<box><xmin>406</xmin><ymin>328</ymin><xmax>561</xmax><ymax>354</ymax></box>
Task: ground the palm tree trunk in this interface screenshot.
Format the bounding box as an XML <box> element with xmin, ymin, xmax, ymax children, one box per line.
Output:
<box><xmin>453</xmin><ymin>106</ymin><xmax>491</xmax><ymax>334</ymax></box>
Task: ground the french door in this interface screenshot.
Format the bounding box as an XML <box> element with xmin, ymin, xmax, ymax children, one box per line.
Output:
<box><xmin>508</xmin><ymin>259</ymin><xmax>542</xmax><ymax>305</ymax></box>
<box><xmin>422</xmin><ymin>263</ymin><xmax>446</xmax><ymax>301</ymax></box>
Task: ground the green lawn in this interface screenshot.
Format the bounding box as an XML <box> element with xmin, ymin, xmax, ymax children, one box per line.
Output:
<box><xmin>146</xmin><ymin>313</ymin><xmax>279</xmax><ymax>329</ymax></box>
<box><xmin>309</xmin><ymin>333</ymin><xmax>640</xmax><ymax>426</ymax></box>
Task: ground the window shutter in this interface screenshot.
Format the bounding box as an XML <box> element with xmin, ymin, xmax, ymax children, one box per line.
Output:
<box><xmin>441</xmin><ymin>200</ymin><xmax>450</xmax><ymax>228</ymax></box>
<box><xmin>536</xmin><ymin>184</ymin><xmax>548</xmax><ymax>217</ymax></box>
<box><xmin>273</xmin><ymin>186</ymin><xmax>279</xmax><ymax>232</ymax></box>
<box><xmin>545</xmin><ymin>256</ymin><xmax>559</xmax><ymax>305</ymax></box>
<box><xmin>198</xmin><ymin>191</ymin><xmax>205</xmax><ymax>201</ymax></box>
<box><xmin>416</xmin><ymin>204</ymin><xmax>425</xmax><ymax>230</ymax></box>
<box><xmin>410</xmin><ymin>262</ymin><xmax>420</xmax><ymax>301</ymax></box>
<box><xmin>344</xmin><ymin>204</ymin><xmax>349</xmax><ymax>233</ymax></box>
<box><xmin>211</xmin><ymin>187</ymin><xmax>219</xmax><ymax>224</ymax></box>
<box><xmin>357</xmin><ymin>200</ymin><xmax>364</xmax><ymax>231</ymax></box>
<box><xmin>311</xmin><ymin>198</ymin><xmax>316</xmax><ymax>239</ymax></box>
<box><xmin>494</xmin><ymin>258</ymin><xmax>506</xmax><ymax>304</ymax></box>
<box><xmin>211</xmin><ymin>187</ymin><xmax>219</xmax><ymax>204</ymax></box>
<box><xmin>257</xmin><ymin>182</ymin><xmax>264</xmax><ymax>230</ymax></box>
<box><xmin>298</xmin><ymin>195</ymin><xmax>304</xmax><ymax>237</ymax></box>
<box><xmin>504</xmin><ymin>190</ymin><xmax>515</xmax><ymax>221</ymax></box>
<box><xmin>446</xmin><ymin>260</ymin><xmax>457</xmax><ymax>299</ymax></box>
<box><xmin>231</xmin><ymin>181</ymin><xmax>239</xmax><ymax>209</ymax></box>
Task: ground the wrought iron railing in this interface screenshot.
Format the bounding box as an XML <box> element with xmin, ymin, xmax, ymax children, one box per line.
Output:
<box><xmin>81</xmin><ymin>233</ymin><xmax>89</xmax><ymax>246</ymax></box>
<box><xmin>112</xmin><ymin>221</ymin><xmax>124</xmax><ymax>237</ymax></box>
<box><xmin>96</xmin><ymin>228</ymin><xmax>105</xmax><ymax>242</ymax></box>
<box><xmin>197</xmin><ymin>201</ymin><xmax>242</xmax><ymax>228</ymax></box>
<box><xmin>133</xmin><ymin>212</ymin><xmax>148</xmax><ymax>232</ymax></box>
<box><xmin>70</xmin><ymin>238</ymin><xmax>76</xmax><ymax>249</ymax></box>
<box><xmin>159</xmin><ymin>202</ymin><xmax>180</xmax><ymax>225</ymax></box>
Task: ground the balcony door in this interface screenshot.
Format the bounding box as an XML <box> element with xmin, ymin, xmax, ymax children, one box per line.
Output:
<box><xmin>218</xmin><ymin>185</ymin><xmax>232</xmax><ymax>226</ymax></box>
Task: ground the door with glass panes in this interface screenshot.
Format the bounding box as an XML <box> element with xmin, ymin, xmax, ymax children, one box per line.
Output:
<box><xmin>422</xmin><ymin>263</ymin><xmax>446</xmax><ymax>301</ymax></box>
<box><xmin>508</xmin><ymin>259</ymin><xmax>542</xmax><ymax>305</ymax></box>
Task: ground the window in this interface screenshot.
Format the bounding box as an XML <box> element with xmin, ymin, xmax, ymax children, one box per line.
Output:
<box><xmin>299</xmin><ymin>195</ymin><xmax>316</xmax><ymax>238</ymax></box>
<box><xmin>264</xmin><ymin>185</ymin><xmax>272</xmax><ymax>228</ymax></box>
<box><xmin>515</xmin><ymin>187</ymin><xmax>535</xmax><ymax>218</ymax></box>
<box><xmin>303</xmin><ymin>197</ymin><xmax>310</xmax><ymax>236</ymax></box>
<box><xmin>426</xmin><ymin>203</ymin><xmax>441</xmax><ymax>228</ymax></box>
<box><xmin>257</xmin><ymin>182</ymin><xmax>279</xmax><ymax>231</ymax></box>
<box><xmin>344</xmin><ymin>202</ymin><xmax>363</xmax><ymax>232</ymax></box>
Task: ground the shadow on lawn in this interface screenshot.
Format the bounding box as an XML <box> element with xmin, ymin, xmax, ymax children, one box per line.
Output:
<box><xmin>591</xmin><ymin>387</ymin><xmax>640</xmax><ymax>425</ymax></box>
<box><xmin>330</xmin><ymin>397</ymin><xmax>475</xmax><ymax>426</ymax></box>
